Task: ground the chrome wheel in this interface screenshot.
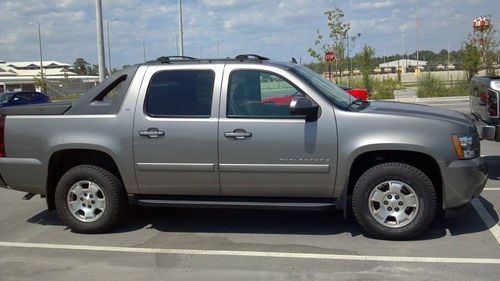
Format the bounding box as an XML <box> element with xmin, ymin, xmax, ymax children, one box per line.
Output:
<box><xmin>66</xmin><ymin>181</ymin><xmax>106</xmax><ymax>223</ymax></box>
<box><xmin>368</xmin><ymin>180</ymin><xmax>419</xmax><ymax>228</ymax></box>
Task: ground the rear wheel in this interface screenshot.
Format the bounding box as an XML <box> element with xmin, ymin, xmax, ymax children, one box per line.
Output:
<box><xmin>55</xmin><ymin>165</ymin><xmax>127</xmax><ymax>233</ymax></box>
<box><xmin>352</xmin><ymin>162</ymin><xmax>436</xmax><ymax>240</ymax></box>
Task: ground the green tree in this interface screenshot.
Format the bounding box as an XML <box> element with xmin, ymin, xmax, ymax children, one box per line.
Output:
<box><xmin>356</xmin><ymin>45</ymin><xmax>375</xmax><ymax>95</ymax></box>
<box><xmin>33</xmin><ymin>72</ymin><xmax>47</xmax><ymax>92</ymax></box>
<box><xmin>308</xmin><ymin>7</ymin><xmax>360</xmax><ymax>83</ymax></box>
<box><xmin>73</xmin><ymin>58</ymin><xmax>90</xmax><ymax>75</ymax></box>
<box><xmin>463</xmin><ymin>42</ymin><xmax>481</xmax><ymax>81</ymax></box>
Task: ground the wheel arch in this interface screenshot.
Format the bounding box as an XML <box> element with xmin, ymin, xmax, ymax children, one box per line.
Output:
<box><xmin>45</xmin><ymin>149</ymin><xmax>123</xmax><ymax>210</ymax></box>
<box><xmin>339</xmin><ymin>149</ymin><xmax>443</xmax><ymax>216</ymax></box>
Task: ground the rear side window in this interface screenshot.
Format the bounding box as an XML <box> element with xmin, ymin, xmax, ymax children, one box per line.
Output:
<box><xmin>145</xmin><ymin>70</ymin><xmax>215</xmax><ymax>117</ymax></box>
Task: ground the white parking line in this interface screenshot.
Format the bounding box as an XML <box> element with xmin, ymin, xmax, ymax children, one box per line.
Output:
<box><xmin>484</xmin><ymin>188</ymin><xmax>500</xmax><ymax>191</ymax></box>
<box><xmin>0</xmin><ymin>241</ymin><xmax>499</xmax><ymax>264</ymax></box>
<box><xmin>471</xmin><ymin>198</ymin><xmax>500</xmax><ymax>244</ymax></box>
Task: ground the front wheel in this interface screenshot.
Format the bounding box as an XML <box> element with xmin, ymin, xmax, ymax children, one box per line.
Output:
<box><xmin>352</xmin><ymin>162</ymin><xmax>436</xmax><ymax>240</ymax></box>
<box><xmin>54</xmin><ymin>165</ymin><xmax>127</xmax><ymax>233</ymax></box>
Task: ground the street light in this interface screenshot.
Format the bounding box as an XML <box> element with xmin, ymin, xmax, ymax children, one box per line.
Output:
<box><xmin>178</xmin><ymin>0</ymin><xmax>184</xmax><ymax>56</ymax></box>
<box><xmin>136</xmin><ymin>39</ymin><xmax>146</xmax><ymax>62</ymax></box>
<box><xmin>106</xmin><ymin>17</ymin><xmax>118</xmax><ymax>77</ymax></box>
<box><xmin>28</xmin><ymin>22</ymin><xmax>43</xmax><ymax>78</ymax></box>
<box><xmin>194</xmin><ymin>44</ymin><xmax>202</xmax><ymax>58</ymax></box>
<box><xmin>216</xmin><ymin>40</ymin><xmax>224</xmax><ymax>58</ymax></box>
<box><xmin>95</xmin><ymin>0</ymin><xmax>106</xmax><ymax>82</ymax></box>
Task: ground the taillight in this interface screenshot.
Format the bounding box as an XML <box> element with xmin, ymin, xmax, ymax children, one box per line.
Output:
<box><xmin>487</xmin><ymin>90</ymin><xmax>499</xmax><ymax>118</ymax></box>
<box><xmin>0</xmin><ymin>115</ymin><xmax>5</xmax><ymax>157</ymax></box>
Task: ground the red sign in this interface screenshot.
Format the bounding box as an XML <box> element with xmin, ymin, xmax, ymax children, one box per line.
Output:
<box><xmin>325</xmin><ymin>52</ymin><xmax>336</xmax><ymax>63</ymax></box>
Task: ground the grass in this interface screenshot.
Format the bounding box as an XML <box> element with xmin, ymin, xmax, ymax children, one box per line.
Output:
<box><xmin>416</xmin><ymin>73</ymin><xmax>470</xmax><ymax>98</ymax></box>
<box><xmin>51</xmin><ymin>94</ymin><xmax>84</xmax><ymax>102</ymax></box>
<box><xmin>348</xmin><ymin>77</ymin><xmax>399</xmax><ymax>100</ymax></box>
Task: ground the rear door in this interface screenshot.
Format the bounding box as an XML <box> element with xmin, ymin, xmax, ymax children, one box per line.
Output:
<box><xmin>218</xmin><ymin>64</ymin><xmax>338</xmax><ymax>198</ymax></box>
<box><xmin>133</xmin><ymin>64</ymin><xmax>223</xmax><ymax>195</ymax></box>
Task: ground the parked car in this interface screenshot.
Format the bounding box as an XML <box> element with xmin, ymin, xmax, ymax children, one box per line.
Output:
<box><xmin>470</xmin><ymin>76</ymin><xmax>500</xmax><ymax>141</ymax></box>
<box><xmin>262</xmin><ymin>84</ymin><xmax>367</xmax><ymax>106</ymax></box>
<box><xmin>0</xmin><ymin>55</ymin><xmax>486</xmax><ymax>240</ymax></box>
<box><xmin>337</xmin><ymin>85</ymin><xmax>368</xmax><ymax>101</ymax></box>
<box><xmin>0</xmin><ymin>91</ymin><xmax>50</xmax><ymax>107</ymax></box>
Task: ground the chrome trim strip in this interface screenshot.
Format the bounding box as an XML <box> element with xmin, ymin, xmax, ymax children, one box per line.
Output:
<box><xmin>136</xmin><ymin>163</ymin><xmax>215</xmax><ymax>172</ymax></box>
<box><xmin>219</xmin><ymin>164</ymin><xmax>330</xmax><ymax>173</ymax></box>
<box><xmin>0</xmin><ymin>158</ymin><xmax>42</xmax><ymax>165</ymax></box>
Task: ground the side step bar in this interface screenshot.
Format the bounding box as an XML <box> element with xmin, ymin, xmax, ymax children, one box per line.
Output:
<box><xmin>136</xmin><ymin>198</ymin><xmax>336</xmax><ymax>211</ymax></box>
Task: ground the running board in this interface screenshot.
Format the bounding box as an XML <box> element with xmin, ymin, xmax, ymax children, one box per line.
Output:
<box><xmin>136</xmin><ymin>198</ymin><xmax>336</xmax><ymax>210</ymax></box>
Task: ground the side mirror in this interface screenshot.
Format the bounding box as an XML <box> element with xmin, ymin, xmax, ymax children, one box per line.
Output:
<box><xmin>289</xmin><ymin>95</ymin><xmax>319</xmax><ymax>121</ymax></box>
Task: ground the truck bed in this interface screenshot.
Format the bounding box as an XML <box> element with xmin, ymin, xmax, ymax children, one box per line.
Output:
<box><xmin>0</xmin><ymin>102</ymin><xmax>72</xmax><ymax>115</ymax></box>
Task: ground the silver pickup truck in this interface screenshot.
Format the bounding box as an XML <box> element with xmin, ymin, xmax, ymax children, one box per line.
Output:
<box><xmin>0</xmin><ymin>55</ymin><xmax>487</xmax><ymax>240</ymax></box>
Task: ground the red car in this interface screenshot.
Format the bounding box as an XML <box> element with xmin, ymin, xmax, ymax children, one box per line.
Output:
<box><xmin>262</xmin><ymin>85</ymin><xmax>367</xmax><ymax>105</ymax></box>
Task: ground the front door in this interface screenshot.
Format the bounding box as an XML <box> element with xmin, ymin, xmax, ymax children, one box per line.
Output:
<box><xmin>133</xmin><ymin>65</ymin><xmax>223</xmax><ymax>195</ymax></box>
<box><xmin>218</xmin><ymin>65</ymin><xmax>338</xmax><ymax>198</ymax></box>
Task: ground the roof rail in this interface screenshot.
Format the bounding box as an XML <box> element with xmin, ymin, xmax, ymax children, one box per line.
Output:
<box><xmin>156</xmin><ymin>56</ymin><xmax>198</xmax><ymax>63</ymax></box>
<box><xmin>235</xmin><ymin>54</ymin><xmax>270</xmax><ymax>61</ymax></box>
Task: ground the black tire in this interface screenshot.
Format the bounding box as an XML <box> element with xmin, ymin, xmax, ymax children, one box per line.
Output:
<box><xmin>54</xmin><ymin>165</ymin><xmax>127</xmax><ymax>233</ymax></box>
<box><xmin>352</xmin><ymin>162</ymin><xmax>436</xmax><ymax>240</ymax></box>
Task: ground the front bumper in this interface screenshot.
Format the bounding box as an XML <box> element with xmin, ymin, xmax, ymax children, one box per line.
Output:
<box><xmin>472</xmin><ymin>115</ymin><xmax>500</xmax><ymax>141</ymax></box>
<box><xmin>440</xmin><ymin>157</ymin><xmax>487</xmax><ymax>209</ymax></box>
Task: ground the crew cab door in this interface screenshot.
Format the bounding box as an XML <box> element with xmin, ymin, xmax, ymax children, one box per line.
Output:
<box><xmin>218</xmin><ymin>65</ymin><xmax>338</xmax><ymax>197</ymax></box>
<box><xmin>133</xmin><ymin>65</ymin><xmax>223</xmax><ymax>195</ymax></box>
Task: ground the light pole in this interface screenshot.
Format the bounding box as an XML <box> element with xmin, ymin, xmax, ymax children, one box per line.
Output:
<box><xmin>178</xmin><ymin>0</ymin><xmax>184</xmax><ymax>56</ymax></box>
<box><xmin>216</xmin><ymin>40</ymin><xmax>224</xmax><ymax>58</ymax></box>
<box><xmin>194</xmin><ymin>44</ymin><xmax>202</xmax><ymax>58</ymax></box>
<box><xmin>28</xmin><ymin>22</ymin><xmax>43</xmax><ymax>78</ymax></box>
<box><xmin>106</xmin><ymin>17</ymin><xmax>118</xmax><ymax>77</ymax></box>
<box><xmin>95</xmin><ymin>0</ymin><xmax>106</xmax><ymax>82</ymax></box>
<box><xmin>136</xmin><ymin>39</ymin><xmax>146</xmax><ymax>62</ymax></box>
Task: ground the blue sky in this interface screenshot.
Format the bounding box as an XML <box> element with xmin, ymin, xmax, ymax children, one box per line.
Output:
<box><xmin>0</xmin><ymin>0</ymin><xmax>499</xmax><ymax>68</ymax></box>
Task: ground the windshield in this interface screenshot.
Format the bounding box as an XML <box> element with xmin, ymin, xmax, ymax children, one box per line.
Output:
<box><xmin>0</xmin><ymin>92</ymin><xmax>15</xmax><ymax>102</ymax></box>
<box><xmin>291</xmin><ymin>65</ymin><xmax>352</xmax><ymax>110</ymax></box>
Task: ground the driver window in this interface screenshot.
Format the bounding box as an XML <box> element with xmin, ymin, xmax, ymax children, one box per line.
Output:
<box><xmin>227</xmin><ymin>70</ymin><xmax>309</xmax><ymax>117</ymax></box>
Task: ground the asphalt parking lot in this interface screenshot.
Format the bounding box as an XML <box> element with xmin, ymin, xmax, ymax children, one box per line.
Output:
<box><xmin>0</xmin><ymin>99</ymin><xmax>499</xmax><ymax>281</ymax></box>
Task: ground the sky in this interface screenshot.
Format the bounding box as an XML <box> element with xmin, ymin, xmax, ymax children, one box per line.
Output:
<box><xmin>0</xmin><ymin>0</ymin><xmax>499</xmax><ymax>68</ymax></box>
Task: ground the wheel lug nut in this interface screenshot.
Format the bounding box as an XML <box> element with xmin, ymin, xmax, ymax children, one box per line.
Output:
<box><xmin>80</xmin><ymin>198</ymin><xmax>84</xmax><ymax>201</ymax></box>
<box><xmin>387</xmin><ymin>195</ymin><xmax>392</xmax><ymax>199</ymax></box>
<box><xmin>387</xmin><ymin>207</ymin><xmax>392</xmax><ymax>211</ymax></box>
<box><xmin>88</xmin><ymin>205</ymin><xmax>92</xmax><ymax>208</ymax></box>
<box><xmin>84</xmin><ymin>193</ymin><xmax>87</xmax><ymax>196</ymax></box>
<box><xmin>91</xmin><ymin>200</ymin><xmax>95</xmax><ymax>204</ymax></box>
<box><xmin>395</xmin><ymin>207</ymin><xmax>400</xmax><ymax>212</ymax></box>
<box><xmin>395</xmin><ymin>195</ymin><xmax>400</xmax><ymax>200</ymax></box>
<box><xmin>383</xmin><ymin>201</ymin><xmax>388</xmax><ymax>205</ymax></box>
<box><xmin>82</xmin><ymin>204</ymin><xmax>86</xmax><ymax>207</ymax></box>
<box><xmin>90</xmin><ymin>194</ymin><xmax>93</xmax><ymax>198</ymax></box>
<box><xmin>399</xmin><ymin>201</ymin><xmax>404</xmax><ymax>206</ymax></box>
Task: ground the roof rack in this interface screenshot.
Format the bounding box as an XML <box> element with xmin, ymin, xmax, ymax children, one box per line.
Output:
<box><xmin>156</xmin><ymin>56</ymin><xmax>198</xmax><ymax>63</ymax></box>
<box><xmin>235</xmin><ymin>54</ymin><xmax>269</xmax><ymax>61</ymax></box>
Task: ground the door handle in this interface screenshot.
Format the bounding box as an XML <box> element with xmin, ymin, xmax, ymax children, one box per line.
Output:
<box><xmin>139</xmin><ymin>128</ymin><xmax>165</xmax><ymax>138</ymax></box>
<box><xmin>224</xmin><ymin>129</ymin><xmax>252</xmax><ymax>139</ymax></box>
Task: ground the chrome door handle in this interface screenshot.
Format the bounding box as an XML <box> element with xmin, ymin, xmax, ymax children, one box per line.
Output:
<box><xmin>224</xmin><ymin>129</ymin><xmax>252</xmax><ymax>139</ymax></box>
<box><xmin>139</xmin><ymin>128</ymin><xmax>165</xmax><ymax>138</ymax></box>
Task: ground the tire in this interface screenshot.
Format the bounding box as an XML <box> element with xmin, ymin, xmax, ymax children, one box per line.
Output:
<box><xmin>54</xmin><ymin>165</ymin><xmax>127</xmax><ymax>233</ymax></box>
<box><xmin>352</xmin><ymin>162</ymin><xmax>436</xmax><ymax>240</ymax></box>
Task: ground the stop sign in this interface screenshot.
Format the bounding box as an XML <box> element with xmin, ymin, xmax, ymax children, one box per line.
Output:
<box><xmin>325</xmin><ymin>52</ymin><xmax>336</xmax><ymax>63</ymax></box>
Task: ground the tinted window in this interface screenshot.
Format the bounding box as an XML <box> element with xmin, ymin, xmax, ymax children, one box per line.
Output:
<box><xmin>227</xmin><ymin>70</ymin><xmax>309</xmax><ymax>117</ymax></box>
<box><xmin>146</xmin><ymin>70</ymin><xmax>215</xmax><ymax>117</ymax></box>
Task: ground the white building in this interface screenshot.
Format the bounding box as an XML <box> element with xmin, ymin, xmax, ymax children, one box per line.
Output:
<box><xmin>0</xmin><ymin>60</ymin><xmax>98</xmax><ymax>93</ymax></box>
<box><xmin>379</xmin><ymin>59</ymin><xmax>427</xmax><ymax>69</ymax></box>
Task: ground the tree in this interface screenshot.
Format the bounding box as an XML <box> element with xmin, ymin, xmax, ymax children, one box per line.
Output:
<box><xmin>357</xmin><ymin>45</ymin><xmax>375</xmax><ymax>95</ymax></box>
<box><xmin>308</xmin><ymin>7</ymin><xmax>360</xmax><ymax>83</ymax></box>
<box><xmin>73</xmin><ymin>58</ymin><xmax>90</xmax><ymax>75</ymax></box>
<box><xmin>33</xmin><ymin>72</ymin><xmax>47</xmax><ymax>92</ymax></box>
<box><xmin>467</xmin><ymin>15</ymin><xmax>498</xmax><ymax>77</ymax></box>
<box><xmin>462</xmin><ymin>42</ymin><xmax>481</xmax><ymax>81</ymax></box>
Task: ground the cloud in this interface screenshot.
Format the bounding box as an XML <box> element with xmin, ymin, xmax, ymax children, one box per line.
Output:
<box><xmin>0</xmin><ymin>0</ymin><xmax>499</xmax><ymax>66</ymax></box>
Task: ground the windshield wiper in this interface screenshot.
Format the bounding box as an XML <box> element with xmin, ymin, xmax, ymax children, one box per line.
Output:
<box><xmin>347</xmin><ymin>98</ymin><xmax>369</xmax><ymax>110</ymax></box>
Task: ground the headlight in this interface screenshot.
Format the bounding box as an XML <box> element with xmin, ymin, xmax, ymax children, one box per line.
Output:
<box><xmin>452</xmin><ymin>133</ymin><xmax>480</xmax><ymax>160</ymax></box>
